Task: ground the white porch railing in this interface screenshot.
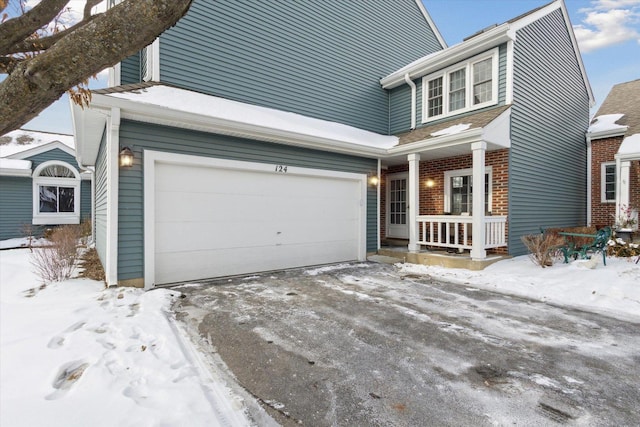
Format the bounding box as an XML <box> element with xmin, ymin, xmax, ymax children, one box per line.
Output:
<box><xmin>416</xmin><ymin>215</ymin><xmax>507</xmax><ymax>250</ymax></box>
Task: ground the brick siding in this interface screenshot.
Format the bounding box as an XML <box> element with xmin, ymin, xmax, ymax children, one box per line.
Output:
<box><xmin>590</xmin><ymin>136</ymin><xmax>640</xmax><ymax>228</ymax></box>
<box><xmin>380</xmin><ymin>149</ymin><xmax>509</xmax><ymax>254</ymax></box>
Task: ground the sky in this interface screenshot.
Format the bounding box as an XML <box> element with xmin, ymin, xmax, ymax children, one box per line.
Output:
<box><xmin>14</xmin><ymin>0</ymin><xmax>640</xmax><ymax>135</ymax></box>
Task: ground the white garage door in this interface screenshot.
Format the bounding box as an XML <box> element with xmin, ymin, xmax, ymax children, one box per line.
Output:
<box><xmin>147</xmin><ymin>152</ymin><xmax>366</xmax><ymax>285</ymax></box>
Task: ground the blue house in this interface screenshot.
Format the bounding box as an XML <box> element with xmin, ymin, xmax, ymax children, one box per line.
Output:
<box><xmin>0</xmin><ymin>130</ymin><xmax>92</xmax><ymax>241</ymax></box>
<box><xmin>72</xmin><ymin>0</ymin><xmax>592</xmax><ymax>288</ymax></box>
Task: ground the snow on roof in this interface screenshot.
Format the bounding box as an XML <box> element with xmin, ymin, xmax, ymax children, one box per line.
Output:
<box><xmin>0</xmin><ymin>158</ymin><xmax>32</xmax><ymax>170</ymax></box>
<box><xmin>106</xmin><ymin>85</ymin><xmax>398</xmax><ymax>150</ymax></box>
<box><xmin>430</xmin><ymin>123</ymin><xmax>471</xmax><ymax>137</ymax></box>
<box><xmin>0</xmin><ymin>129</ymin><xmax>74</xmax><ymax>158</ymax></box>
<box><xmin>618</xmin><ymin>133</ymin><xmax>640</xmax><ymax>156</ymax></box>
<box><xmin>588</xmin><ymin>113</ymin><xmax>627</xmax><ymax>135</ymax></box>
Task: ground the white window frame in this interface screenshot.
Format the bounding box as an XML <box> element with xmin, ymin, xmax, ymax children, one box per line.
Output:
<box><xmin>443</xmin><ymin>167</ymin><xmax>493</xmax><ymax>214</ymax></box>
<box><xmin>32</xmin><ymin>161</ymin><xmax>81</xmax><ymax>225</ymax></box>
<box><xmin>601</xmin><ymin>162</ymin><xmax>616</xmax><ymax>203</ymax></box>
<box><xmin>422</xmin><ymin>48</ymin><xmax>499</xmax><ymax>123</ymax></box>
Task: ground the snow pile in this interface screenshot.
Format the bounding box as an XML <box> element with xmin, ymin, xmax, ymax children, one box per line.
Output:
<box><xmin>0</xmin><ymin>249</ymin><xmax>250</xmax><ymax>427</ymax></box>
<box><xmin>0</xmin><ymin>158</ymin><xmax>31</xmax><ymax>171</ymax></box>
<box><xmin>618</xmin><ymin>133</ymin><xmax>640</xmax><ymax>155</ymax></box>
<box><xmin>398</xmin><ymin>255</ymin><xmax>640</xmax><ymax>323</ymax></box>
<box><xmin>431</xmin><ymin>123</ymin><xmax>472</xmax><ymax>137</ymax></box>
<box><xmin>109</xmin><ymin>85</ymin><xmax>399</xmax><ymax>150</ymax></box>
<box><xmin>588</xmin><ymin>113</ymin><xmax>626</xmax><ymax>134</ymax></box>
<box><xmin>0</xmin><ymin>129</ymin><xmax>74</xmax><ymax>158</ymax></box>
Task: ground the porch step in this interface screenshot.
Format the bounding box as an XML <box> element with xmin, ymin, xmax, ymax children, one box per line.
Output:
<box><xmin>377</xmin><ymin>248</ymin><xmax>507</xmax><ymax>271</ymax></box>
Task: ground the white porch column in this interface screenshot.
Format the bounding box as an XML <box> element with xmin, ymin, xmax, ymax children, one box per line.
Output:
<box><xmin>408</xmin><ymin>153</ymin><xmax>421</xmax><ymax>252</ymax></box>
<box><xmin>471</xmin><ymin>141</ymin><xmax>486</xmax><ymax>260</ymax></box>
<box><xmin>616</xmin><ymin>159</ymin><xmax>631</xmax><ymax>215</ymax></box>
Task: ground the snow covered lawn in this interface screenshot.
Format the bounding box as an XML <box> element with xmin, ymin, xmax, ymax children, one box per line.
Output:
<box><xmin>398</xmin><ymin>255</ymin><xmax>640</xmax><ymax>323</ymax></box>
<box><xmin>1</xmin><ymin>244</ymin><xmax>639</xmax><ymax>426</ymax></box>
<box><xmin>0</xmin><ymin>248</ymin><xmax>250</xmax><ymax>427</ymax></box>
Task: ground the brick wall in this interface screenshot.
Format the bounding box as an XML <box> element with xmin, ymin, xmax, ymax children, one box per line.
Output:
<box><xmin>380</xmin><ymin>149</ymin><xmax>509</xmax><ymax>253</ymax></box>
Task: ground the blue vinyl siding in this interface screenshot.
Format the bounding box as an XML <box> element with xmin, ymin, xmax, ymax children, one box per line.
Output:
<box><xmin>117</xmin><ymin>120</ymin><xmax>378</xmax><ymax>281</ymax></box>
<box><xmin>154</xmin><ymin>0</ymin><xmax>442</xmax><ymax>135</ymax></box>
<box><xmin>0</xmin><ymin>176</ymin><xmax>33</xmax><ymax>240</ymax></box>
<box><xmin>120</xmin><ymin>52</ymin><xmax>140</xmax><ymax>85</ymax></box>
<box><xmin>94</xmin><ymin>133</ymin><xmax>108</xmax><ymax>268</ymax></box>
<box><xmin>389</xmin><ymin>43</ymin><xmax>508</xmax><ymax>135</ymax></box>
<box><xmin>509</xmin><ymin>9</ymin><xmax>589</xmax><ymax>255</ymax></box>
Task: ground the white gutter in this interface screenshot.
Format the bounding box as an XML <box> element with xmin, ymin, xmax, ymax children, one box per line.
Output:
<box><xmin>586</xmin><ymin>136</ymin><xmax>592</xmax><ymax>226</ymax></box>
<box><xmin>381</xmin><ymin>24</ymin><xmax>512</xmax><ymax>89</ymax></box>
<box><xmin>404</xmin><ymin>73</ymin><xmax>417</xmax><ymax>130</ymax></box>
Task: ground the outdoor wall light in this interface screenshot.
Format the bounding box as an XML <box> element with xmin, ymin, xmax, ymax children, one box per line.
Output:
<box><xmin>425</xmin><ymin>178</ymin><xmax>435</xmax><ymax>188</ymax></box>
<box><xmin>119</xmin><ymin>147</ymin><xmax>134</xmax><ymax>168</ymax></box>
<box><xmin>369</xmin><ymin>175</ymin><xmax>379</xmax><ymax>186</ymax></box>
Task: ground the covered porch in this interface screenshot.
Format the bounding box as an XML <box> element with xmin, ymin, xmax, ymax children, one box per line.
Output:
<box><xmin>380</xmin><ymin>107</ymin><xmax>511</xmax><ymax>264</ymax></box>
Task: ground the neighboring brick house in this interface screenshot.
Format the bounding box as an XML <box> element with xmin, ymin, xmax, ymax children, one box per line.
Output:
<box><xmin>587</xmin><ymin>79</ymin><xmax>640</xmax><ymax>231</ymax></box>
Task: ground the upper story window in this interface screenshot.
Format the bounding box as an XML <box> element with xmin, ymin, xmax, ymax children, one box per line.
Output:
<box><xmin>32</xmin><ymin>161</ymin><xmax>81</xmax><ymax>225</ymax></box>
<box><xmin>423</xmin><ymin>48</ymin><xmax>499</xmax><ymax>123</ymax></box>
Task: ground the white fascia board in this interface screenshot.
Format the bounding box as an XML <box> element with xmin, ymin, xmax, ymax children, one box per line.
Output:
<box><xmin>90</xmin><ymin>93</ymin><xmax>389</xmax><ymax>159</ymax></box>
<box><xmin>71</xmin><ymin>100</ymin><xmax>108</xmax><ymax>167</ymax></box>
<box><xmin>587</xmin><ymin>127</ymin><xmax>628</xmax><ymax>141</ymax></box>
<box><xmin>414</xmin><ymin>0</ymin><xmax>447</xmax><ymax>49</ymax></box>
<box><xmin>508</xmin><ymin>0</ymin><xmax>595</xmax><ymax>106</ymax></box>
<box><xmin>6</xmin><ymin>141</ymin><xmax>75</xmax><ymax>160</ymax></box>
<box><xmin>387</xmin><ymin>128</ymin><xmax>484</xmax><ymax>156</ymax></box>
<box><xmin>0</xmin><ymin>158</ymin><xmax>32</xmax><ymax>177</ymax></box>
<box><xmin>381</xmin><ymin>24</ymin><xmax>512</xmax><ymax>89</ymax></box>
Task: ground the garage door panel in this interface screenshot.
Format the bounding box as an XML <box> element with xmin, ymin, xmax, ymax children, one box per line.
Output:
<box><xmin>155</xmin><ymin>240</ymin><xmax>359</xmax><ymax>284</ymax></box>
<box><xmin>152</xmin><ymin>157</ymin><xmax>365</xmax><ymax>285</ymax></box>
<box><xmin>156</xmin><ymin>218</ymin><xmax>359</xmax><ymax>253</ymax></box>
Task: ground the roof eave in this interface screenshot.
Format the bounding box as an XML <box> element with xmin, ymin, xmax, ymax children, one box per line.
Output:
<box><xmin>85</xmin><ymin>92</ymin><xmax>391</xmax><ymax>160</ymax></box>
<box><xmin>381</xmin><ymin>24</ymin><xmax>512</xmax><ymax>89</ymax></box>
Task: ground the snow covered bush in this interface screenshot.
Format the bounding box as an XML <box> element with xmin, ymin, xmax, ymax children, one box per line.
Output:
<box><xmin>607</xmin><ymin>238</ymin><xmax>640</xmax><ymax>258</ymax></box>
<box><xmin>31</xmin><ymin>225</ymin><xmax>81</xmax><ymax>282</ymax></box>
<box><xmin>521</xmin><ymin>232</ymin><xmax>564</xmax><ymax>267</ymax></box>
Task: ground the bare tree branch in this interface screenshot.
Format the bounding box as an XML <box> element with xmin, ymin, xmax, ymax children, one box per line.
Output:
<box><xmin>0</xmin><ymin>0</ymin><xmax>193</xmax><ymax>135</ymax></box>
<box><xmin>6</xmin><ymin>15</ymin><xmax>97</xmax><ymax>55</ymax></box>
<box><xmin>83</xmin><ymin>0</ymin><xmax>101</xmax><ymax>20</ymax></box>
<box><xmin>0</xmin><ymin>0</ymin><xmax>69</xmax><ymax>55</ymax></box>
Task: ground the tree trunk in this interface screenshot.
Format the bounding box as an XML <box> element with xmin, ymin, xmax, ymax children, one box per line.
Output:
<box><xmin>0</xmin><ymin>0</ymin><xmax>192</xmax><ymax>135</ymax></box>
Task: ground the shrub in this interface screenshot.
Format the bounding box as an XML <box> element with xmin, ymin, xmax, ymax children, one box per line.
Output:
<box><xmin>521</xmin><ymin>232</ymin><xmax>564</xmax><ymax>267</ymax></box>
<box><xmin>607</xmin><ymin>237</ymin><xmax>640</xmax><ymax>258</ymax></box>
<box><xmin>31</xmin><ymin>225</ymin><xmax>81</xmax><ymax>282</ymax></box>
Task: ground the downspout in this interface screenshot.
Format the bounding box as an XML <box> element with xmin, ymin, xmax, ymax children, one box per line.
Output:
<box><xmin>586</xmin><ymin>135</ymin><xmax>592</xmax><ymax>226</ymax></box>
<box><xmin>377</xmin><ymin>158</ymin><xmax>381</xmax><ymax>251</ymax></box>
<box><xmin>404</xmin><ymin>73</ymin><xmax>417</xmax><ymax>130</ymax></box>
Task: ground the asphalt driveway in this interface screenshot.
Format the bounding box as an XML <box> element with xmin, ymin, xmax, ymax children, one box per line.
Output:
<box><xmin>173</xmin><ymin>262</ymin><xmax>640</xmax><ymax>426</ymax></box>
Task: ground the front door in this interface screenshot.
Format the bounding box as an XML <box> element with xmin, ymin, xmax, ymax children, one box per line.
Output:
<box><xmin>386</xmin><ymin>173</ymin><xmax>409</xmax><ymax>239</ymax></box>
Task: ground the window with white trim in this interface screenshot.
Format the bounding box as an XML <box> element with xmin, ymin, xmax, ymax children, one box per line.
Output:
<box><xmin>422</xmin><ymin>48</ymin><xmax>499</xmax><ymax>122</ymax></box>
<box><xmin>444</xmin><ymin>167</ymin><xmax>492</xmax><ymax>214</ymax></box>
<box><xmin>601</xmin><ymin>162</ymin><xmax>616</xmax><ymax>203</ymax></box>
<box><xmin>32</xmin><ymin>161</ymin><xmax>81</xmax><ymax>225</ymax></box>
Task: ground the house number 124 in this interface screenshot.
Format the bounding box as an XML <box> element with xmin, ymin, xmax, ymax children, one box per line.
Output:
<box><xmin>275</xmin><ymin>165</ymin><xmax>288</xmax><ymax>173</ymax></box>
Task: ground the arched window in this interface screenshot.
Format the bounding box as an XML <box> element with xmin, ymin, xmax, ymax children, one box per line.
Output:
<box><xmin>32</xmin><ymin>161</ymin><xmax>81</xmax><ymax>225</ymax></box>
